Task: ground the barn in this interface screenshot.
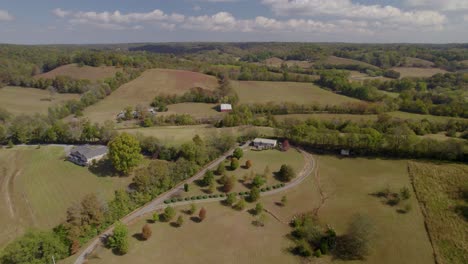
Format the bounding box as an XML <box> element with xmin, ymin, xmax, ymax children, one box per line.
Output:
<box><xmin>219</xmin><ymin>103</ymin><xmax>233</xmax><ymax>112</ymax></box>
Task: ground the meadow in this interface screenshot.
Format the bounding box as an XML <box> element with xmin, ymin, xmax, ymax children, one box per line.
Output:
<box><xmin>34</xmin><ymin>63</ymin><xmax>121</xmax><ymax>82</ymax></box>
<box><xmin>163</xmin><ymin>103</ymin><xmax>224</xmax><ymax>119</ymax></box>
<box><xmin>231</xmin><ymin>81</ymin><xmax>363</xmax><ymax>106</ymax></box>
<box><xmin>119</xmin><ymin>125</ymin><xmax>275</xmax><ymax>146</ymax></box>
<box><xmin>76</xmin><ymin>155</ymin><xmax>434</xmax><ymax>264</ymax></box>
<box><xmin>391</xmin><ymin>67</ymin><xmax>447</xmax><ymax>78</ymax></box>
<box><xmin>409</xmin><ymin>162</ymin><xmax>468</xmax><ymax>264</ymax></box>
<box><xmin>0</xmin><ymin>86</ymin><xmax>80</xmax><ymax>116</ymax></box>
<box><xmin>264</xmin><ymin>57</ymin><xmax>313</xmax><ymax>68</ymax></box>
<box><xmin>82</xmin><ymin>69</ymin><xmax>219</xmax><ymax>123</ymax></box>
<box><xmin>323</xmin><ymin>56</ymin><xmax>377</xmax><ymax>68</ymax></box>
<box><xmin>0</xmin><ymin>146</ymin><xmax>131</xmax><ymax>248</ymax></box>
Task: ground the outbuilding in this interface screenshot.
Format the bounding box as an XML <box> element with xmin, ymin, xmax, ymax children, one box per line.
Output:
<box><xmin>253</xmin><ymin>138</ymin><xmax>277</xmax><ymax>150</ymax></box>
<box><xmin>219</xmin><ymin>103</ymin><xmax>233</xmax><ymax>112</ymax></box>
<box><xmin>68</xmin><ymin>145</ymin><xmax>108</xmax><ymax>166</ymax></box>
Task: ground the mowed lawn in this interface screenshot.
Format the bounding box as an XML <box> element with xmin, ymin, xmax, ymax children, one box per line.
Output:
<box><xmin>409</xmin><ymin>162</ymin><xmax>468</xmax><ymax>264</ymax></box>
<box><xmin>162</xmin><ymin>103</ymin><xmax>224</xmax><ymax>119</ymax></box>
<box><xmin>34</xmin><ymin>63</ymin><xmax>121</xmax><ymax>82</ymax></box>
<box><xmin>391</xmin><ymin>67</ymin><xmax>447</xmax><ymax>78</ymax></box>
<box><xmin>120</xmin><ymin>125</ymin><xmax>275</xmax><ymax>146</ymax></box>
<box><xmin>0</xmin><ymin>146</ymin><xmax>131</xmax><ymax>248</ymax></box>
<box><xmin>232</xmin><ymin>81</ymin><xmax>363</xmax><ymax>106</ymax></box>
<box><xmin>0</xmin><ymin>86</ymin><xmax>79</xmax><ymax>116</ymax></box>
<box><xmin>79</xmin><ymin>155</ymin><xmax>433</xmax><ymax>264</ymax></box>
<box><xmin>83</xmin><ymin>69</ymin><xmax>219</xmax><ymax>123</ymax></box>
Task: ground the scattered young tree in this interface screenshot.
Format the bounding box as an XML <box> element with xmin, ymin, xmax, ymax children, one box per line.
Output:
<box><xmin>278</xmin><ymin>164</ymin><xmax>296</xmax><ymax>182</ymax></box>
<box><xmin>400</xmin><ymin>187</ymin><xmax>411</xmax><ymax>200</ymax></box>
<box><xmin>223</xmin><ymin>175</ymin><xmax>236</xmax><ymax>193</ymax></box>
<box><xmin>141</xmin><ymin>224</ymin><xmax>152</xmax><ymax>240</ymax></box>
<box><xmin>152</xmin><ymin>212</ymin><xmax>159</xmax><ymax>223</ymax></box>
<box><xmin>199</xmin><ymin>207</ymin><xmax>207</xmax><ymax>222</ymax></box>
<box><xmin>216</xmin><ymin>162</ymin><xmax>226</xmax><ymax>175</ymax></box>
<box><xmin>7</xmin><ymin>139</ymin><xmax>14</xmax><ymax>148</ymax></box>
<box><xmin>234</xmin><ymin>198</ymin><xmax>246</xmax><ymax>211</ymax></box>
<box><xmin>201</xmin><ymin>170</ymin><xmax>215</xmax><ymax>187</ymax></box>
<box><xmin>245</xmin><ymin>160</ymin><xmax>253</xmax><ymax>169</ymax></box>
<box><xmin>107</xmin><ymin>222</ymin><xmax>129</xmax><ymax>255</ymax></box>
<box><xmin>208</xmin><ymin>180</ymin><xmax>216</xmax><ymax>194</ymax></box>
<box><xmin>108</xmin><ymin>133</ymin><xmax>142</xmax><ymax>174</ymax></box>
<box><xmin>233</xmin><ymin>147</ymin><xmax>244</xmax><ymax>159</ymax></box>
<box><xmin>263</xmin><ymin>165</ymin><xmax>271</xmax><ymax>179</ymax></box>
<box><xmin>254</xmin><ymin>202</ymin><xmax>264</xmax><ymax>215</ymax></box>
<box><xmin>189</xmin><ymin>203</ymin><xmax>197</xmax><ymax>215</ymax></box>
<box><xmin>184</xmin><ymin>183</ymin><xmax>189</xmax><ymax>192</ymax></box>
<box><xmin>281</xmin><ymin>196</ymin><xmax>288</xmax><ymax>206</ymax></box>
<box><xmin>282</xmin><ymin>139</ymin><xmax>291</xmax><ymax>151</ymax></box>
<box><xmin>230</xmin><ymin>157</ymin><xmax>239</xmax><ymax>170</ymax></box>
<box><xmin>252</xmin><ymin>175</ymin><xmax>266</xmax><ymax>188</ymax></box>
<box><xmin>163</xmin><ymin>206</ymin><xmax>176</xmax><ymax>222</ymax></box>
<box><xmin>249</xmin><ymin>187</ymin><xmax>261</xmax><ymax>202</ymax></box>
<box><xmin>225</xmin><ymin>193</ymin><xmax>237</xmax><ymax>206</ymax></box>
<box><xmin>176</xmin><ymin>215</ymin><xmax>184</xmax><ymax>227</ymax></box>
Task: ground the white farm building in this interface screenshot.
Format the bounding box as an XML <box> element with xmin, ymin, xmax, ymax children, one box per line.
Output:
<box><xmin>253</xmin><ymin>138</ymin><xmax>277</xmax><ymax>150</ymax></box>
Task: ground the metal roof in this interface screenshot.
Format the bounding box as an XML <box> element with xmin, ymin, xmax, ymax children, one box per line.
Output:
<box><xmin>220</xmin><ymin>104</ymin><xmax>232</xmax><ymax>110</ymax></box>
<box><xmin>253</xmin><ymin>138</ymin><xmax>277</xmax><ymax>145</ymax></box>
<box><xmin>70</xmin><ymin>145</ymin><xmax>108</xmax><ymax>159</ymax></box>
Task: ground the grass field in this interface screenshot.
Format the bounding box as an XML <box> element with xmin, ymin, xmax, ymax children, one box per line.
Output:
<box><xmin>81</xmin><ymin>155</ymin><xmax>434</xmax><ymax>264</ymax></box>
<box><xmin>34</xmin><ymin>64</ymin><xmax>121</xmax><ymax>82</ymax></box>
<box><xmin>120</xmin><ymin>125</ymin><xmax>275</xmax><ymax>146</ymax></box>
<box><xmin>0</xmin><ymin>146</ymin><xmax>131</xmax><ymax>249</ymax></box>
<box><xmin>162</xmin><ymin>103</ymin><xmax>224</xmax><ymax>119</ymax></box>
<box><xmin>0</xmin><ymin>86</ymin><xmax>79</xmax><ymax>116</ymax></box>
<box><xmin>402</xmin><ymin>57</ymin><xmax>435</xmax><ymax>68</ymax></box>
<box><xmin>409</xmin><ymin>162</ymin><xmax>468</xmax><ymax>264</ymax></box>
<box><xmin>231</xmin><ymin>81</ymin><xmax>363</xmax><ymax>106</ymax></box>
<box><xmin>183</xmin><ymin>148</ymin><xmax>305</xmax><ymax>197</ymax></box>
<box><xmin>323</xmin><ymin>56</ymin><xmax>377</xmax><ymax>68</ymax></box>
<box><xmin>348</xmin><ymin>70</ymin><xmax>392</xmax><ymax>82</ymax></box>
<box><xmin>274</xmin><ymin>113</ymin><xmax>378</xmax><ymax>123</ymax></box>
<box><xmin>83</xmin><ymin>69</ymin><xmax>219</xmax><ymax>123</ymax></box>
<box><xmin>264</xmin><ymin>57</ymin><xmax>313</xmax><ymax>68</ymax></box>
<box><xmin>391</xmin><ymin>67</ymin><xmax>447</xmax><ymax>78</ymax></box>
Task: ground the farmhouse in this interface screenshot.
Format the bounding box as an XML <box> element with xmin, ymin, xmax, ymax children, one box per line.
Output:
<box><xmin>219</xmin><ymin>103</ymin><xmax>232</xmax><ymax>112</ymax></box>
<box><xmin>253</xmin><ymin>138</ymin><xmax>277</xmax><ymax>150</ymax></box>
<box><xmin>68</xmin><ymin>145</ymin><xmax>108</xmax><ymax>166</ymax></box>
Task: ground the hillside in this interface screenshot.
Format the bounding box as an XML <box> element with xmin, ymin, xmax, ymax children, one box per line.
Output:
<box><xmin>390</xmin><ymin>67</ymin><xmax>447</xmax><ymax>78</ymax></box>
<box><xmin>82</xmin><ymin>69</ymin><xmax>219</xmax><ymax>123</ymax></box>
<box><xmin>34</xmin><ymin>63</ymin><xmax>121</xmax><ymax>82</ymax></box>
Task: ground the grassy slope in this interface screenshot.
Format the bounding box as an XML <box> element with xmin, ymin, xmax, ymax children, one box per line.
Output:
<box><xmin>162</xmin><ymin>103</ymin><xmax>224</xmax><ymax>119</ymax></box>
<box><xmin>83</xmin><ymin>69</ymin><xmax>219</xmax><ymax>123</ymax></box>
<box><xmin>232</xmin><ymin>81</ymin><xmax>363</xmax><ymax>106</ymax></box>
<box><xmin>34</xmin><ymin>63</ymin><xmax>121</xmax><ymax>82</ymax></box>
<box><xmin>0</xmin><ymin>146</ymin><xmax>131</xmax><ymax>248</ymax></box>
<box><xmin>0</xmin><ymin>86</ymin><xmax>79</xmax><ymax>116</ymax></box>
<box><xmin>391</xmin><ymin>67</ymin><xmax>447</xmax><ymax>78</ymax></box>
<box><xmin>79</xmin><ymin>155</ymin><xmax>433</xmax><ymax>264</ymax></box>
<box><xmin>409</xmin><ymin>162</ymin><xmax>468</xmax><ymax>264</ymax></box>
<box><xmin>119</xmin><ymin>125</ymin><xmax>275</xmax><ymax>146</ymax></box>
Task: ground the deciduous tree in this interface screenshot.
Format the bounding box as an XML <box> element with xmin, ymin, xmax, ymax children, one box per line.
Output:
<box><xmin>199</xmin><ymin>207</ymin><xmax>207</xmax><ymax>222</ymax></box>
<box><xmin>141</xmin><ymin>224</ymin><xmax>152</xmax><ymax>240</ymax></box>
<box><xmin>108</xmin><ymin>133</ymin><xmax>142</xmax><ymax>174</ymax></box>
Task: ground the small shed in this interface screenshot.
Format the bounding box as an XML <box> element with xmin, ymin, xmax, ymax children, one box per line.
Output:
<box><xmin>253</xmin><ymin>138</ymin><xmax>277</xmax><ymax>150</ymax></box>
<box><xmin>340</xmin><ymin>149</ymin><xmax>350</xmax><ymax>156</ymax></box>
<box><xmin>68</xmin><ymin>145</ymin><xmax>108</xmax><ymax>166</ymax></box>
<box><xmin>219</xmin><ymin>104</ymin><xmax>233</xmax><ymax>112</ymax></box>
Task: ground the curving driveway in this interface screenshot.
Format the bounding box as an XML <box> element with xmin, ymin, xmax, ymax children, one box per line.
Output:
<box><xmin>73</xmin><ymin>145</ymin><xmax>315</xmax><ymax>264</ymax></box>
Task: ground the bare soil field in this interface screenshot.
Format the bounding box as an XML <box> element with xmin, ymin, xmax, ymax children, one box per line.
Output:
<box><xmin>82</xmin><ymin>69</ymin><xmax>219</xmax><ymax>123</ymax></box>
<box><xmin>0</xmin><ymin>146</ymin><xmax>131</xmax><ymax>249</ymax></box>
<box><xmin>0</xmin><ymin>86</ymin><xmax>79</xmax><ymax>116</ymax></box>
<box><xmin>391</xmin><ymin>67</ymin><xmax>448</xmax><ymax>78</ymax></box>
<box><xmin>80</xmin><ymin>155</ymin><xmax>434</xmax><ymax>264</ymax></box>
<box><xmin>34</xmin><ymin>63</ymin><xmax>121</xmax><ymax>82</ymax></box>
<box><xmin>232</xmin><ymin>81</ymin><xmax>363</xmax><ymax>106</ymax></box>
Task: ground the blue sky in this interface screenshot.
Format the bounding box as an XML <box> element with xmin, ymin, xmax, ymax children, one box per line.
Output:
<box><xmin>0</xmin><ymin>0</ymin><xmax>467</xmax><ymax>44</ymax></box>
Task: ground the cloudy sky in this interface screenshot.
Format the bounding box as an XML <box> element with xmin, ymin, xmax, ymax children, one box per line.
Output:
<box><xmin>0</xmin><ymin>0</ymin><xmax>467</xmax><ymax>44</ymax></box>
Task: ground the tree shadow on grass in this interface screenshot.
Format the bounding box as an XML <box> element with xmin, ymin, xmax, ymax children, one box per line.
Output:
<box><xmin>132</xmin><ymin>233</ymin><xmax>146</xmax><ymax>241</ymax></box>
<box><xmin>88</xmin><ymin>158</ymin><xmax>120</xmax><ymax>177</ymax></box>
<box><xmin>170</xmin><ymin>222</ymin><xmax>182</xmax><ymax>228</ymax></box>
<box><xmin>190</xmin><ymin>216</ymin><xmax>201</xmax><ymax>223</ymax></box>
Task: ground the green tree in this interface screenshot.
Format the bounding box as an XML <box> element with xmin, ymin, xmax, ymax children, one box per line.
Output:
<box><xmin>0</xmin><ymin>231</ymin><xmax>68</xmax><ymax>264</ymax></box>
<box><xmin>230</xmin><ymin>157</ymin><xmax>239</xmax><ymax>170</ymax></box>
<box><xmin>201</xmin><ymin>170</ymin><xmax>215</xmax><ymax>187</ymax></box>
<box><xmin>223</xmin><ymin>175</ymin><xmax>236</xmax><ymax>192</ymax></box>
<box><xmin>107</xmin><ymin>222</ymin><xmax>129</xmax><ymax>255</ymax></box>
<box><xmin>254</xmin><ymin>202</ymin><xmax>264</xmax><ymax>215</ymax></box>
<box><xmin>234</xmin><ymin>198</ymin><xmax>246</xmax><ymax>211</ymax></box>
<box><xmin>249</xmin><ymin>187</ymin><xmax>261</xmax><ymax>202</ymax></box>
<box><xmin>108</xmin><ymin>133</ymin><xmax>142</xmax><ymax>174</ymax></box>
<box><xmin>233</xmin><ymin>147</ymin><xmax>243</xmax><ymax>159</ymax></box>
<box><xmin>252</xmin><ymin>175</ymin><xmax>266</xmax><ymax>188</ymax></box>
<box><xmin>278</xmin><ymin>164</ymin><xmax>296</xmax><ymax>182</ymax></box>
<box><xmin>176</xmin><ymin>215</ymin><xmax>184</xmax><ymax>227</ymax></box>
<box><xmin>281</xmin><ymin>196</ymin><xmax>287</xmax><ymax>206</ymax></box>
<box><xmin>189</xmin><ymin>203</ymin><xmax>197</xmax><ymax>215</ymax></box>
<box><xmin>335</xmin><ymin>214</ymin><xmax>374</xmax><ymax>260</ymax></box>
<box><xmin>216</xmin><ymin>162</ymin><xmax>226</xmax><ymax>175</ymax></box>
<box><xmin>225</xmin><ymin>193</ymin><xmax>237</xmax><ymax>206</ymax></box>
<box><xmin>184</xmin><ymin>183</ymin><xmax>189</xmax><ymax>192</ymax></box>
<box><xmin>163</xmin><ymin>206</ymin><xmax>176</xmax><ymax>222</ymax></box>
<box><xmin>152</xmin><ymin>212</ymin><xmax>160</xmax><ymax>223</ymax></box>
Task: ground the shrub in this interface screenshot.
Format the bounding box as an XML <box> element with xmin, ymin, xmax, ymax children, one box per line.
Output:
<box><xmin>191</xmin><ymin>197</ymin><xmax>196</xmax><ymax>200</ymax></box>
<box><xmin>177</xmin><ymin>198</ymin><xmax>183</xmax><ymax>202</ymax></box>
<box><xmin>171</xmin><ymin>198</ymin><xmax>177</xmax><ymax>203</ymax></box>
<box><xmin>230</xmin><ymin>157</ymin><xmax>239</xmax><ymax>170</ymax></box>
<box><xmin>176</xmin><ymin>215</ymin><xmax>184</xmax><ymax>227</ymax></box>
<box><xmin>203</xmin><ymin>195</ymin><xmax>208</xmax><ymax>199</ymax></box>
<box><xmin>189</xmin><ymin>203</ymin><xmax>197</xmax><ymax>215</ymax></box>
<box><xmin>400</xmin><ymin>187</ymin><xmax>411</xmax><ymax>200</ymax></box>
<box><xmin>234</xmin><ymin>198</ymin><xmax>246</xmax><ymax>211</ymax></box>
<box><xmin>266</xmin><ymin>187</ymin><xmax>271</xmax><ymax>191</ymax></box>
<box><xmin>314</xmin><ymin>249</ymin><xmax>322</xmax><ymax>258</ymax></box>
<box><xmin>163</xmin><ymin>206</ymin><xmax>176</xmax><ymax>222</ymax></box>
<box><xmin>214</xmin><ymin>194</ymin><xmax>219</xmax><ymax>198</ymax></box>
<box><xmin>152</xmin><ymin>213</ymin><xmax>159</xmax><ymax>223</ymax></box>
<box><xmin>199</xmin><ymin>207</ymin><xmax>207</xmax><ymax>221</ymax></box>
<box><xmin>222</xmin><ymin>175</ymin><xmax>236</xmax><ymax>192</ymax></box>
<box><xmin>261</xmin><ymin>188</ymin><xmax>266</xmax><ymax>192</ymax></box>
<box><xmin>281</xmin><ymin>196</ymin><xmax>287</xmax><ymax>206</ymax></box>
<box><xmin>225</xmin><ymin>193</ymin><xmax>237</xmax><ymax>206</ymax></box>
<box><xmin>164</xmin><ymin>200</ymin><xmax>170</xmax><ymax>204</ymax></box>
<box><xmin>252</xmin><ymin>175</ymin><xmax>266</xmax><ymax>188</ymax></box>
<box><xmin>233</xmin><ymin>147</ymin><xmax>243</xmax><ymax>159</ymax></box>
<box><xmin>294</xmin><ymin>240</ymin><xmax>312</xmax><ymax>256</ymax></box>
<box><xmin>278</xmin><ymin>164</ymin><xmax>296</xmax><ymax>182</ymax></box>
<box><xmin>184</xmin><ymin>197</ymin><xmax>190</xmax><ymax>201</ymax></box>
<box><xmin>216</xmin><ymin>162</ymin><xmax>226</xmax><ymax>175</ymax></box>
<box><xmin>220</xmin><ymin>193</ymin><xmax>225</xmax><ymax>197</ymax></box>
<box><xmin>249</xmin><ymin>187</ymin><xmax>261</xmax><ymax>202</ymax></box>
<box><xmin>254</xmin><ymin>202</ymin><xmax>264</xmax><ymax>215</ymax></box>
<box><xmin>184</xmin><ymin>183</ymin><xmax>189</xmax><ymax>192</ymax></box>
<box><xmin>245</xmin><ymin>160</ymin><xmax>253</xmax><ymax>169</ymax></box>
<box><xmin>141</xmin><ymin>224</ymin><xmax>152</xmax><ymax>240</ymax></box>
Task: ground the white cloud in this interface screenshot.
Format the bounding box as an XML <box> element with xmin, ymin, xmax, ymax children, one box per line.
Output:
<box><xmin>0</xmin><ymin>9</ymin><xmax>14</xmax><ymax>21</ymax></box>
<box><xmin>193</xmin><ymin>5</ymin><xmax>202</xmax><ymax>12</ymax></box>
<box><xmin>262</xmin><ymin>0</ymin><xmax>446</xmax><ymax>28</ymax></box>
<box><xmin>405</xmin><ymin>0</ymin><xmax>468</xmax><ymax>11</ymax></box>
<box><xmin>52</xmin><ymin>8</ymin><xmax>70</xmax><ymax>18</ymax></box>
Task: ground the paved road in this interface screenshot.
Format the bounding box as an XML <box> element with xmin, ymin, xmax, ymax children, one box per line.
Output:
<box><xmin>74</xmin><ymin>146</ymin><xmax>315</xmax><ymax>264</ymax></box>
<box><xmin>73</xmin><ymin>141</ymin><xmax>251</xmax><ymax>264</ymax></box>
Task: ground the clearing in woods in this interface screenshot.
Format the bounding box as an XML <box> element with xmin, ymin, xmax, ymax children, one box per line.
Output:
<box><xmin>81</xmin><ymin>155</ymin><xmax>434</xmax><ymax>264</ymax></box>
<box><xmin>409</xmin><ymin>162</ymin><xmax>468</xmax><ymax>264</ymax></box>
<box><xmin>0</xmin><ymin>86</ymin><xmax>80</xmax><ymax>116</ymax></box>
<box><xmin>34</xmin><ymin>63</ymin><xmax>122</xmax><ymax>82</ymax></box>
<box><xmin>231</xmin><ymin>81</ymin><xmax>363</xmax><ymax>106</ymax></box>
<box><xmin>82</xmin><ymin>69</ymin><xmax>219</xmax><ymax>123</ymax></box>
<box><xmin>119</xmin><ymin>125</ymin><xmax>275</xmax><ymax>146</ymax></box>
<box><xmin>0</xmin><ymin>146</ymin><xmax>131</xmax><ymax>249</ymax></box>
<box><xmin>390</xmin><ymin>67</ymin><xmax>448</xmax><ymax>78</ymax></box>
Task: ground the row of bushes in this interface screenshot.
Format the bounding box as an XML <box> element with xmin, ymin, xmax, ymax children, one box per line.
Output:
<box><xmin>163</xmin><ymin>183</ymin><xmax>287</xmax><ymax>204</ymax></box>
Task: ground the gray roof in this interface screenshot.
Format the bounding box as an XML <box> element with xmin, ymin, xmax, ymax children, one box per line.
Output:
<box><xmin>253</xmin><ymin>138</ymin><xmax>277</xmax><ymax>145</ymax></box>
<box><xmin>71</xmin><ymin>145</ymin><xmax>108</xmax><ymax>159</ymax></box>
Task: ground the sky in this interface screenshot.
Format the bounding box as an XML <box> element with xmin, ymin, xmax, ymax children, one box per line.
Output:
<box><xmin>0</xmin><ymin>0</ymin><xmax>467</xmax><ymax>44</ymax></box>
